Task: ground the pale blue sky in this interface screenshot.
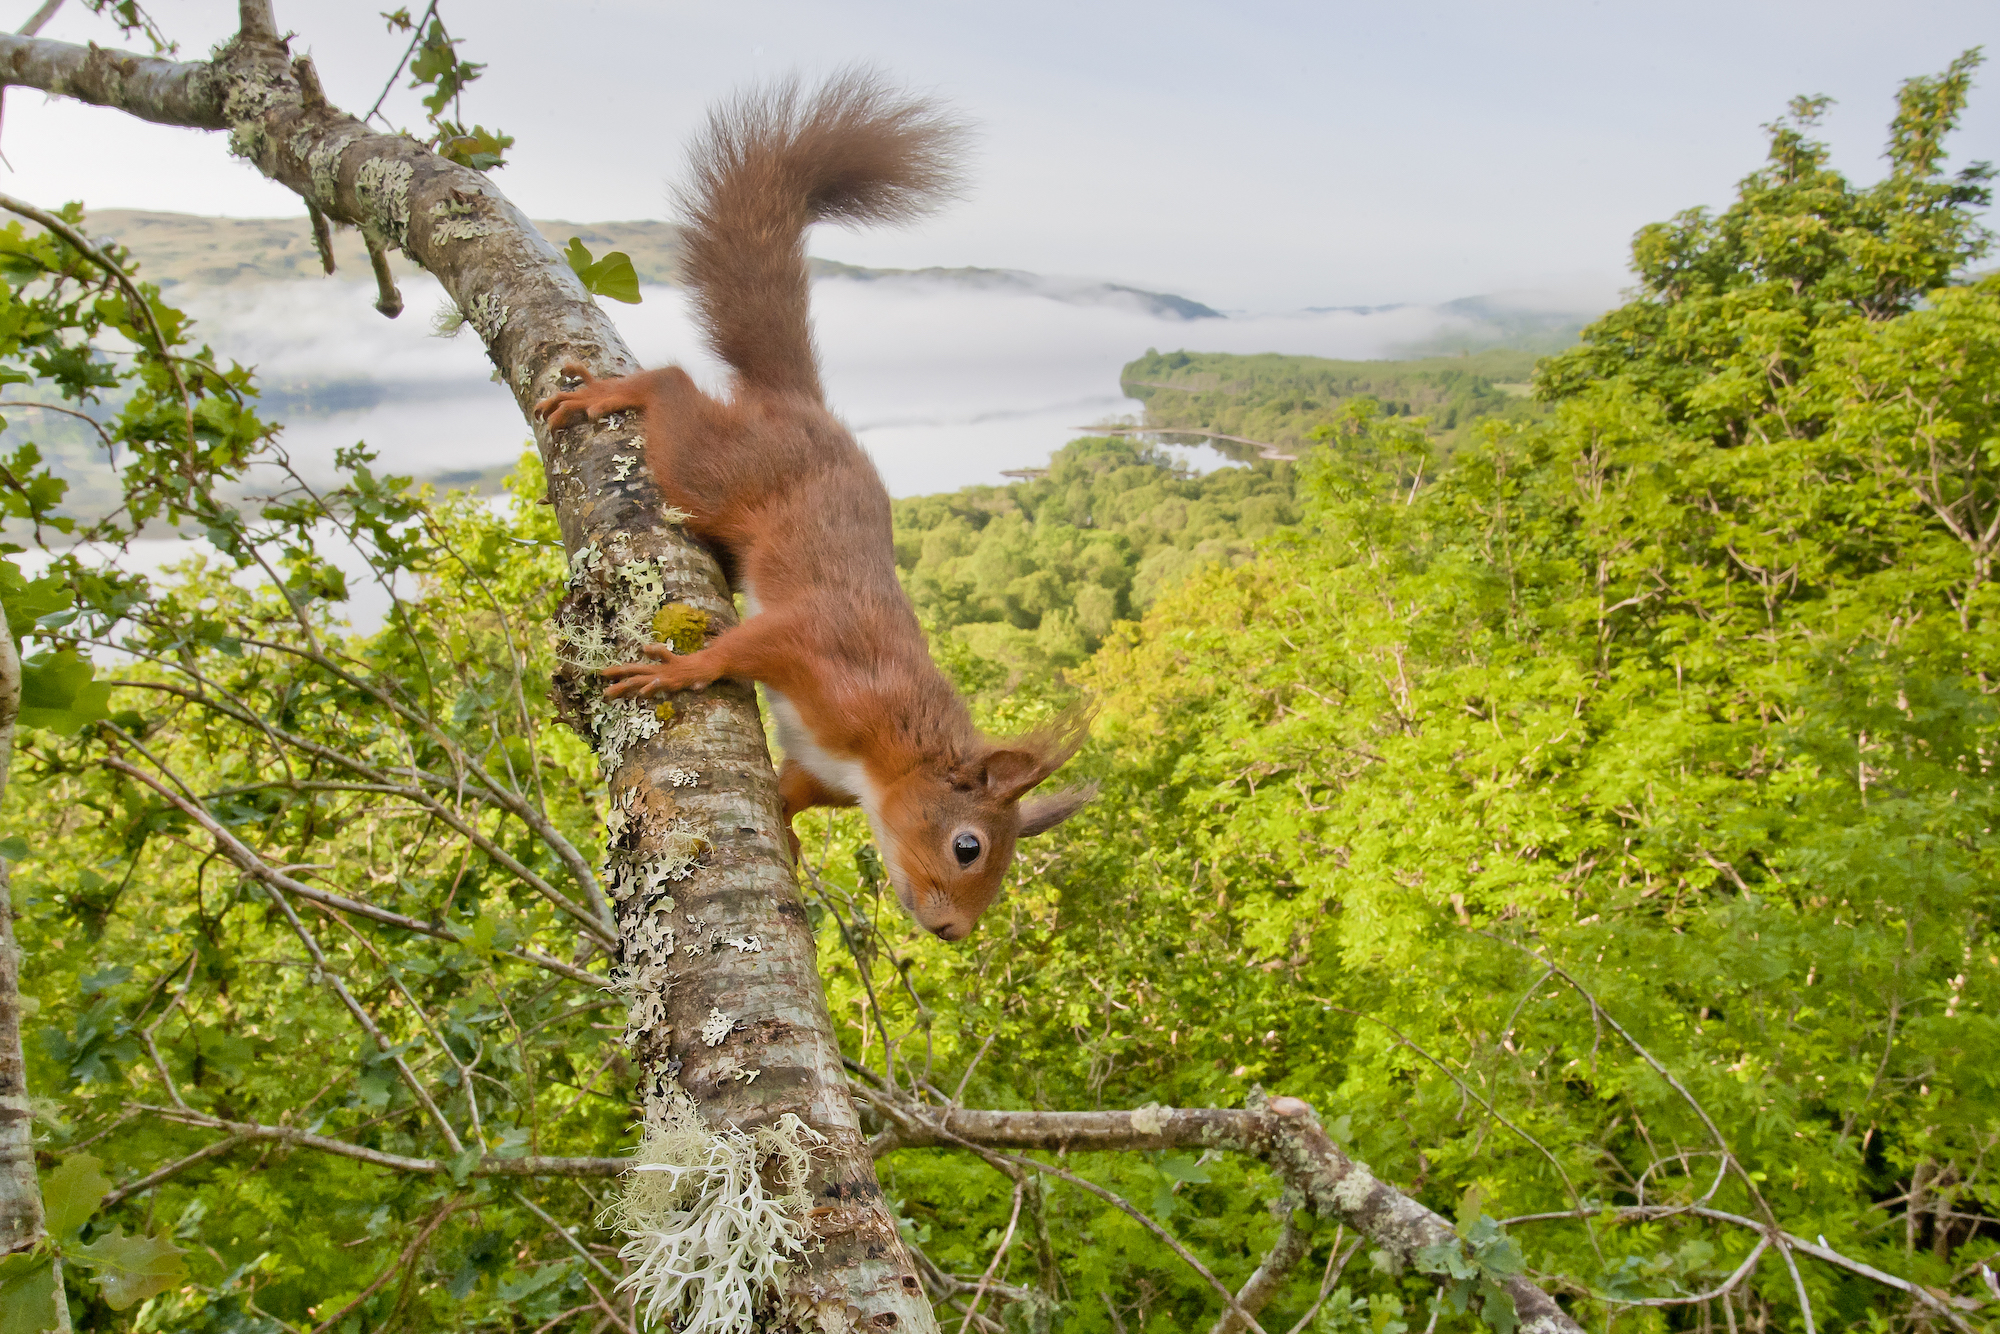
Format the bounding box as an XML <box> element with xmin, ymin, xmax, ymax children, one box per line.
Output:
<box><xmin>6</xmin><ymin>0</ymin><xmax>1996</xmax><ymax>309</ymax></box>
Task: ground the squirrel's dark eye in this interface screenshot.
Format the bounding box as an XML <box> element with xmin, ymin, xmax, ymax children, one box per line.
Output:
<box><xmin>952</xmin><ymin>833</ymin><xmax>981</xmax><ymax>866</ymax></box>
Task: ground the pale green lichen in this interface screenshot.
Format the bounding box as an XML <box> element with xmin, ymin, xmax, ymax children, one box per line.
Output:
<box><xmin>609</xmin><ymin>1090</ymin><xmax>825</xmax><ymax>1334</ymax></box>
<box><xmin>465</xmin><ymin>292</ymin><xmax>510</xmax><ymax>341</ymax></box>
<box><xmin>590</xmin><ymin>697</ymin><xmax>664</xmax><ymax>774</ymax></box>
<box><xmin>306</xmin><ymin>129</ymin><xmax>364</xmax><ymax>206</ymax></box>
<box><xmin>430</xmin><ymin>299</ymin><xmax>468</xmax><ymax>339</ymax></box>
<box><xmin>355</xmin><ymin>158</ymin><xmax>416</xmax><ymax>248</ymax></box>
<box><xmin>222</xmin><ymin>67</ymin><xmax>284</xmax><ymax>161</ymax></box>
<box><xmin>699</xmin><ymin>1007</ymin><xmax>733</xmax><ymax>1047</ymax></box>
<box><xmin>433</xmin><ymin>218</ymin><xmax>498</xmax><ymax>243</ymax></box>
<box><xmin>429</xmin><ymin>199</ymin><xmax>497</xmax><ymax>243</ymax></box>
<box><xmin>556</xmin><ymin>549</ymin><xmax>666</xmax><ymax>670</ymax></box>
<box><xmin>1333</xmin><ymin>1162</ymin><xmax>1378</xmax><ymax>1212</ymax></box>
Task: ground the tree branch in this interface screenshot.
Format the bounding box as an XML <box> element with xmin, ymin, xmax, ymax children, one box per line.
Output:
<box><xmin>871</xmin><ymin>1089</ymin><xmax>1586</xmax><ymax>1334</ymax></box>
<box><xmin>102</xmin><ymin>756</ymin><xmax>604</xmax><ymax>986</ymax></box>
<box><xmin>16</xmin><ymin>10</ymin><xmax>934</xmax><ymax>1323</ymax></box>
<box><xmin>134</xmin><ymin>1108</ymin><xmax>625</xmax><ymax>1178</ymax></box>
<box><xmin>1209</xmin><ymin>1212</ymin><xmax>1317</xmax><ymax>1334</ymax></box>
<box><xmin>0</xmin><ymin>32</ymin><xmax>224</xmax><ymax>129</ymax></box>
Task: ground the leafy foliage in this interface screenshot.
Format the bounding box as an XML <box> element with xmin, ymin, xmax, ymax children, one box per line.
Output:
<box><xmin>892</xmin><ymin>436</ymin><xmax>1299</xmax><ymax>672</ymax></box>
<box><xmin>376</xmin><ymin>5</ymin><xmax>513</xmax><ymax>171</ymax></box>
<box><xmin>7</xmin><ymin>39</ymin><xmax>2000</xmax><ymax>1334</ymax></box>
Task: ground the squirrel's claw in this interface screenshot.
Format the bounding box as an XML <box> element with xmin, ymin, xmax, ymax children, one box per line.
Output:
<box><xmin>602</xmin><ymin>653</ymin><xmax>708</xmax><ymax>698</ymax></box>
<box><xmin>533</xmin><ymin>363</ymin><xmax>615</xmax><ymax>428</ymax></box>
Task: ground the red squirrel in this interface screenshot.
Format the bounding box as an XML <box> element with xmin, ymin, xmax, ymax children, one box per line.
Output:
<box><xmin>536</xmin><ymin>73</ymin><xmax>1095</xmax><ymax>941</ymax></box>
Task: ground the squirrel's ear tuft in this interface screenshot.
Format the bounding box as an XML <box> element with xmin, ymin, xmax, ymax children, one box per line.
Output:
<box><xmin>980</xmin><ymin>701</ymin><xmax>1096</xmax><ymax>803</ymax></box>
<box><xmin>1018</xmin><ymin>782</ymin><xmax>1098</xmax><ymax>837</ymax></box>
<box><xmin>980</xmin><ymin>748</ymin><xmax>1047</xmax><ymax>803</ymax></box>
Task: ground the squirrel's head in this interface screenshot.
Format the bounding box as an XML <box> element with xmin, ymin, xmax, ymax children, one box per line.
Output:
<box><xmin>872</xmin><ymin>711</ymin><xmax>1095</xmax><ymax>941</ymax></box>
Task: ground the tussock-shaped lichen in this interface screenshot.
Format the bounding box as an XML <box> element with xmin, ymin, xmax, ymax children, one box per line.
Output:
<box><xmin>608</xmin><ymin>1091</ymin><xmax>825</xmax><ymax>1334</ymax></box>
<box><xmin>557</xmin><ymin>552</ymin><xmax>664</xmax><ymax>670</ymax></box>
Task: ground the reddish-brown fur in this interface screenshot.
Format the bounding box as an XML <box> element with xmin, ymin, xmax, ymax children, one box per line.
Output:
<box><xmin>535</xmin><ymin>72</ymin><xmax>1094</xmax><ymax>940</ymax></box>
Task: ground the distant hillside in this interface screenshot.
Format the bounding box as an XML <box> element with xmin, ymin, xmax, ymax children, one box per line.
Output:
<box><xmin>81</xmin><ymin>211</ymin><xmax>1218</xmax><ymax>318</ymax></box>
<box><xmin>1118</xmin><ymin>348</ymin><xmax>1547</xmax><ymax>455</ymax></box>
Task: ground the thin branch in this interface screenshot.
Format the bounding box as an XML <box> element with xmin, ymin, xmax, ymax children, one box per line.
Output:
<box><xmin>1209</xmin><ymin>1211</ymin><xmax>1316</xmax><ymax>1334</ymax></box>
<box><xmin>870</xmin><ymin>1090</ymin><xmax>1589</xmax><ymax>1334</ymax></box>
<box><xmin>957</xmin><ymin>1178</ymin><xmax>1024</xmax><ymax>1334</ymax></box>
<box><xmin>16</xmin><ymin>1</ymin><xmax>63</xmax><ymax>37</ymax></box>
<box><xmin>0</xmin><ymin>400</ymin><xmax>115</xmax><ymax>448</ymax></box>
<box><xmin>306</xmin><ymin>1196</ymin><xmax>460</xmax><ymax>1334</ymax></box>
<box><xmin>0</xmin><ymin>191</ymin><xmax>195</xmax><ymax>448</ymax></box>
<box><xmin>99</xmin><ymin>1134</ymin><xmax>244</xmax><ymax>1211</ymax></box>
<box><xmin>133</xmin><ymin>1106</ymin><xmax>624</xmax><ymax>1178</ymax></box>
<box><xmin>514</xmin><ymin>1189</ymin><xmax>620</xmax><ymax>1287</ymax></box>
<box><xmin>101</xmin><ymin>756</ymin><xmax>604</xmax><ymax>986</ymax></box>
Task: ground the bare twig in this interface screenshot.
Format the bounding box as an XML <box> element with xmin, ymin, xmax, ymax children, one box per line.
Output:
<box><xmin>307</xmin><ymin>1196</ymin><xmax>460</xmax><ymax>1334</ymax></box>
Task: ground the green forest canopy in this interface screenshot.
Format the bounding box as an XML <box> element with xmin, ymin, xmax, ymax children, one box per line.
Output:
<box><xmin>2</xmin><ymin>47</ymin><xmax>1998</xmax><ymax>1334</ymax></box>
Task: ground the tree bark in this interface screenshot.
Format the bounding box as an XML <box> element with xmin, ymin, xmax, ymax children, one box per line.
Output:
<box><xmin>1</xmin><ymin>603</ymin><xmax>71</xmax><ymax>1331</ymax></box>
<box><xmin>0</xmin><ymin>10</ymin><xmax>930</xmax><ymax>1330</ymax></box>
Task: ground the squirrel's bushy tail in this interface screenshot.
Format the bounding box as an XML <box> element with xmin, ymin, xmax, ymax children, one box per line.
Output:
<box><xmin>677</xmin><ymin>69</ymin><xmax>967</xmax><ymax>399</ymax></box>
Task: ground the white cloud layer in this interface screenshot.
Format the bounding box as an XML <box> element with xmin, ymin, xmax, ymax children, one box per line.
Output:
<box><xmin>176</xmin><ymin>276</ymin><xmax>1608</xmax><ymax>499</ymax></box>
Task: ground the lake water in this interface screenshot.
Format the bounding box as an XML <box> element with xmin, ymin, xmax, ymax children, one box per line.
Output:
<box><xmin>173</xmin><ymin>273</ymin><xmax>1559</xmax><ymax>497</ymax></box>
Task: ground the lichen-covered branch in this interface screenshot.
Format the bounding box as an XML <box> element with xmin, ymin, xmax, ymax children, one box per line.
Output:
<box><xmin>0</xmin><ymin>33</ymin><xmax>224</xmax><ymax>129</ymax></box>
<box><xmin>2</xmin><ymin>13</ymin><xmax>930</xmax><ymax>1329</ymax></box>
<box><xmin>868</xmin><ymin>1090</ymin><xmax>1587</xmax><ymax>1334</ymax></box>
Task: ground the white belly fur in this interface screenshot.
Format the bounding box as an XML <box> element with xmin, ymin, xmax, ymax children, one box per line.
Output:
<box><xmin>746</xmin><ymin>577</ymin><xmax>905</xmax><ymax>893</ymax></box>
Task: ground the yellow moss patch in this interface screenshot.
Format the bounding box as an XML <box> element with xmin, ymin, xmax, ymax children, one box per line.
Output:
<box><xmin>654</xmin><ymin>701</ymin><xmax>676</xmax><ymax>723</ymax></box>
<box><xmin>651</xmin><ymin>603</ymin><xmax>709</xmax><ymax>654</ymax></box>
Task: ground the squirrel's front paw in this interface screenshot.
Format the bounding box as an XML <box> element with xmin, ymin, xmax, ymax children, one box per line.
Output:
<box><xmin>601</xmin><ymin>648</ymin><xmax>708</xmax><ymax>699</ymax></box>
<box><xmin>534</xmin><ymin>362</ymin><xmax>633</xmax><ymax>429</ymax></box>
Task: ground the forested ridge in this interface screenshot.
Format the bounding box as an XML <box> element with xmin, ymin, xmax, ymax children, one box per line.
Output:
<box><xmin>1119</xmin><ymin>347</ymin><xmax>1545</xmax><ymax>454</ymax></box>
<box><xmin>1</xmin><ymin>35</ymin><xmax>1998</xmax><ymax>1334</ymax></box>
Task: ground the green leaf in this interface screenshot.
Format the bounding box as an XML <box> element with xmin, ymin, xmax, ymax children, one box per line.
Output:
<box><xmin>17</xmin><ymin>650</ymin><xmax>111</xmax><ymax>734</ymax></box>
<box><xmin>0</xmin><ymin>557</ymin><xmax>71</xmax><ymax>643</ymax></box>
<box><xmin>0</xmin><ymin>1253</ymin><xmax>61</xmax><ymax>1334</ymax></box>
<box><xmin>1154</xmin><ymin>1153</ymin><xmax>1212</xmax><ymax>1185</ymax></box>
<box><xmin>1478</xmin><ymin>1279</ymin><xmax>1520</xmax><ymax>1334</ymax></box>
<box><xmin>41</xmin><ymin>1153</ymin><xmax>111</xmax><ymax>1240</ymax></box>
<box><xmin>496</xmin><ymin>1261</ymin><xmax>569</xmax><ymax>1301</ymax></box>
<box><xmin>564</xmin><ymin>237</ymin><xmax>642</xmax><ymax>304</ymax></box>
<box><xmin>449</xmin><ymin>1145</ymin><xmax>483</xmax><ymax>1186</ymax></box>
<box><xmin>0</xmin><ymin>837</ymin><xmax>29</xmax><ymax>862</ymax></box>
<box><xmin>70</xmin><ymin>1225</ymin><xmax>188</xmax><ymax>1310</ymax></box>
<box><xmin>437</xmin><ymin>122</ymin><xmax>515</xmax><ymax>172</ymax></box>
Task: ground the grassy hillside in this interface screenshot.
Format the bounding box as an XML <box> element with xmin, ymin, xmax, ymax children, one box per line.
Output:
<box><xmin>1120</xmin><ymin>347</ymin><xmax>1545</xmax><ymax>454</ymax></box>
